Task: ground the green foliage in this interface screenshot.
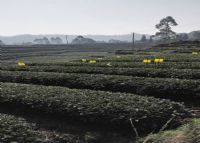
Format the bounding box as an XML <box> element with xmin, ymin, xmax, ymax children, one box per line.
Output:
<box><xmin>155</xmin><ymin>16</ymin><xmax>178</xmax><ymax>41</ymax></box>
<box><xmin>1</xmin><ymin>70</ymin><xmax>200</xmax><ymax>102</ymax></box>
<box><xmin>1</xmin><ymin>82</ymin><xmax>189</xmax><ymax>132</ymax></box>
<box><xmin>26</xmin><ymin>61</ymin><xmax>200</xmax><ymax>69</ymax></box>
<box><xmin>2</xmin><ymin>65</ymin><xmax>200</xmax><ymax>79</ymax></box>
<box><xmin>0</xmin><ymin>113</ymin><xmax>80</xmax><ymax>143</ymax></box>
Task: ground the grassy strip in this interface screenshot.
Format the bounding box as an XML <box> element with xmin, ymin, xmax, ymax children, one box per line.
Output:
<box><xmin>0</xmin><ymin>70</ymin><xmax>200</xmax><ymax>102</ymax></box>
<box><xmin>1</xmin><ymin>65</ymin><xmax>200</xmax><ymax>79</ymax></box>
<box><xmin>0</xmin><ymin>113</ymin><xmax>80</xmax><ymax>143</ymax></box>
<box><xmin>1</xmin><ymin>82</ymin><xmax>190</xmax><ymax>132</ymax></box>
<box><xmin>26</xmin><ymin>62</ymin><xmax>200</xmax><ymax>69</ymax></box>
<box><xmin>137</xmin><ymin>118</ymin><xmax>200</xmax><ymax>143</ymax></box>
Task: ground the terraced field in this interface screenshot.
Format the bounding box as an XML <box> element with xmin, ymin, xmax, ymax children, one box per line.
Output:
<box><xmin>0</xmin><ymin>41</ymin><xmax>200</xmax><ymax>143</ymax></box>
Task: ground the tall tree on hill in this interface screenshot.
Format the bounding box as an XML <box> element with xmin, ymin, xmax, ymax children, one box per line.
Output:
<box><xmin>140</xmin><ymin>35</ymin><xmax>147</xmax><ymax>42</ymax></box>
<box><xmin>155</xmin><ymin>16</ymin><xmax>178</xmax><ymax>41</ymax></box>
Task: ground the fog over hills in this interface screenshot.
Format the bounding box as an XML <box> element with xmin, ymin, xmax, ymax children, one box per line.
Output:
<box><xmin>0</xmin><ymin>31</ymin><xmax>200</xmax><ymax>45</ymax></box>
<box><xmin>0</xmin><ymin>33</ymin><xmax>150</xmax><ymax>45</ymax></box>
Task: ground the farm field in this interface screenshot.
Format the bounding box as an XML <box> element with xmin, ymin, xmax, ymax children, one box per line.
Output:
<box><xmin>0</xmin><ymin>41</ymin><xmax>200</xmax><ymax>143</ymax></box>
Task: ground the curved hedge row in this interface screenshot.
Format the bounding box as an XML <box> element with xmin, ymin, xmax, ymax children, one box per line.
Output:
<box><xmin>0</xmin><ymin>113</ymin><xmax>80</xmax><ymax>143</ymax></box>
<box><xmin>1</xmin><ymin>70</ymin><xmax>200</xmax><ymax>102</ymax></box>
<box><xmin>27</xmin><ymin>62</ymin><xmax>200</xmax><ymax>69</ymax></box>
<box><xmin>1</xmin><ymin>82</ymin><xmax>189</xmax><ymax>132</ymax></box>
<box><xmin>1</xmin><ymin>65</ymin><xmax>200</xmax><ymax>79</ymax></box>
<box><xmin>85</xmin><ymin>54</ymin><xmax>200</xmax><ymax>62</ymax></box>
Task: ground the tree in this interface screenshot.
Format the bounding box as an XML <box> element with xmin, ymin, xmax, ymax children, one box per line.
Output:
<box><xmin>0</xmin><ymin>40</ymin><xmax>4</xmax><ymax>45</ymax></box>
<box><xmin>50</xmin><ymin>37</ymin><xmax>63</xmax><ymax>44</ymax></box>
<box><xmin>140</xmin><ymin>35</ymin><xmax>147</xmax><ymax>42</ymax></box>
<box><xmin>149</xmin><ymin>36</ymin><xmax>153</xmax><ymax>43</ymax></box>
<box><xmin>155</xmin><ymin>16</ymin><xmax>178</xmax><ymax>41</ymax></box>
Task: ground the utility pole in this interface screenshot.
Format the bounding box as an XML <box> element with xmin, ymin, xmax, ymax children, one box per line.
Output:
<box><xmin>66</xmin><ymin>35</ymin><xmax>69</xmax><ymax>45</ymax></box>
<box><xmin>132</xmin><ymin>32</ymin><xmax>135</xmax><ymax>52</ymax></box>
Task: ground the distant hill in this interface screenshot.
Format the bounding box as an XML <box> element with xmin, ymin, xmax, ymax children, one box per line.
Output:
<box><xmin>0</xmin><ymin>31</ymin><xmax>199</xmax><ymax>45</ymax></box>
<box><xmin>0</xmin><ymin>33</ymin><xmax>149</xmax><ymax>45</ymax></box>
<box><xmin>188</xmin><ymin>31</ymin><xmax>200</xmax><ymax>40</ymax></box>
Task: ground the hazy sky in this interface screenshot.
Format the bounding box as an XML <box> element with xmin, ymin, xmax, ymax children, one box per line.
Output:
<box><xmin>0</xmin><ymin>0</ymin><xmax>200</xmax><ymax>36</ymax></box>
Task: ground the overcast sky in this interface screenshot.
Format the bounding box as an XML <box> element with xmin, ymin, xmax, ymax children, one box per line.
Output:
<box><xmin>0</xmin><ymin>0</ymin><xmax>199</xmax><ymax>36</ymax></box>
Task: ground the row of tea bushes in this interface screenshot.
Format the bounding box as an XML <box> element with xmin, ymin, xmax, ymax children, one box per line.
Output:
<box><xmin>27</xmin><ymin>62</ymin><xmax>200</xmax><ymax>69</ymax></box>
<box><xmin>74</xmin><ymin>54</ymin><xmax>200</xmax><ymax>63</ymax></box>
<box><xmin>1</xmin><ymin>65</ymin><xmax>200</xmax><ymax>79</ymax></box>
<box><xmin>1</xmin><ymin>82</ymin><xmax>190</xmax><ymax>132</ymax></box>
<box><xmin>0</xmin><ymin>113</ymin><xmax>81</xmax><ymax>143</ymax></box>
<box><xmin>1</xmin><ymin>70</ymin><xmax>200</xmax><ymax>102</ymax></box>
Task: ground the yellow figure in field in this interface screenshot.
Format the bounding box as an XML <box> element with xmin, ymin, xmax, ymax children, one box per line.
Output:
<box><xmin>159</xmin><ymin>59</ymin><xmax>164</xmax><ymax>63</ymax></box>
<box><xmin>17</xmin><ymin>61</ymin><xmax>26</xmax><ymax>67</ymax></box>
<box><xmin>147</xmin><ymin>60</ymin><xmax>151</xmax><ymax>63</ymax></box>
<box><xmin>154</xmin><ymin>59</ymin><xmax>160</xmax><ymax>63</ymax></box>
<box><xmin>89</xmin><ymin>60</ymin><xmax>97</xmax><ymax>64</ymax></box>
<box><xmin>143</xmin><ymin>59</ymin><xmax>148</xmax><ymax>63</ymax></box>
<box><xmin>192</xmin><ymin>52</ymin><xmax>198</xmax><ymax>55</ymax></box>
<box><xmin>81</xmin><ymin>59</ymin><xmax>87</xmax><ymax>62</ymax></box>
<box><xmin>154</xmin><ymin>58</ymin><xmax>164</xmax><ymax>63</ymax></box>
<box><xmin>143</xmin><ymin>59</ymin><xmax>151</xmax><ymax>63</ymax></box>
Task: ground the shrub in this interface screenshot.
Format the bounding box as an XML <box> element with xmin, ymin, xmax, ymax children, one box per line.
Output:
<box><xmin>0</xmin><ymin>70</ymin><xmax>199</xmax><ymax>102</ymax></box>
<box><xmin>0</xmin><ymin>113</ymin><xmax>80</xmax><ymax>143</ymax></box>
<box><xmin>1</xmin><ymin>82</ymin><xmax>190</xmax><ymax>133</ymax></box>
<box><xmin>27</xmin><ymin>62</ymin><xmax>200</xmax><ymax>69</ymax></box>
<box><xmin>1</xmin><ymin>65</ymin><xmax>200</xmax><ymax>79</ymax></box>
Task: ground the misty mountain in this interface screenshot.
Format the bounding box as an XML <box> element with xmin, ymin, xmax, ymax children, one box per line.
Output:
<box><xmin>0</xmin><ymin>33</ymin><xmax>149</xmax><ymax>45</ymax></box>
<box><xmin>0</xmin><ymin>31</ymin><xmax>199</xmax><ymax>45</ymax></box>
<box><xmin>188</xmin><ymin>31</ymin><xmax>200</xmax><ymax>40</ymax></box>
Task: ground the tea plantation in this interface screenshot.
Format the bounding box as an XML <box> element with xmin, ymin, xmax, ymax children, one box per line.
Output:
<box><xmin>0</xmin><ymin>41</ymin><xmax>200</xmax><ymax>143</ymax></box>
